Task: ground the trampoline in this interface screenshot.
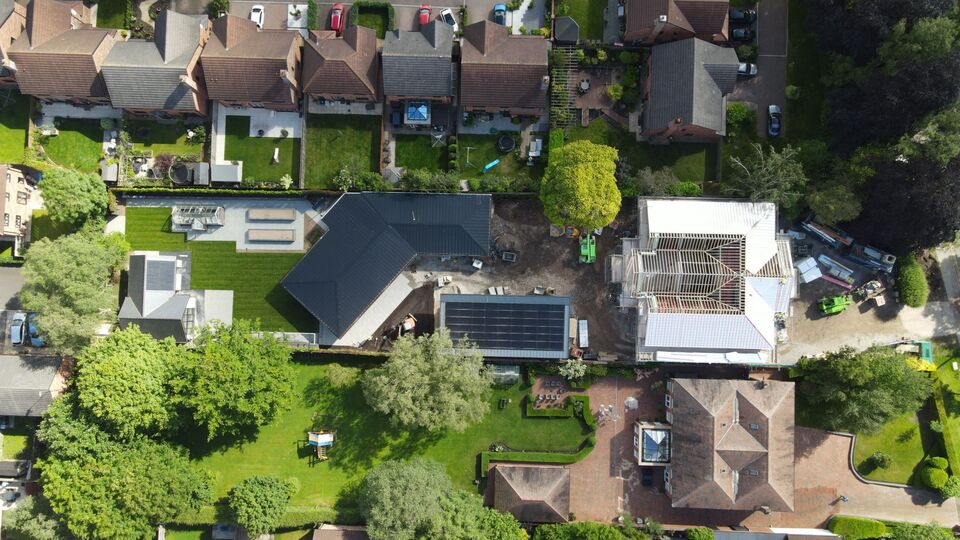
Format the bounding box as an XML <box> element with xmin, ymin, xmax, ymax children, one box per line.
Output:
<box><xmin>171</xmin><ymin>163</ymin><xmax>190</xmax><ymax>184</ymax></box>
<box><xmin>496</xmin><ymin>135</ymin><xmax>515</xmax><ymax>154</ymax></box>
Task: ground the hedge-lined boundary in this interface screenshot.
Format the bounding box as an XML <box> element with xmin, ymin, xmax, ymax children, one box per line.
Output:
<box><xmin>173</xmin><ymin>505</ymin><xmax>338</xmax><ymax>529</ymax></box>
<box><xmin>347</xmin><ymin>1</ymin><xmax>396</xmax><ymax>30</ymax></box>
<box><xmin>480</xmin><ymin>436</ymin><xmax>596</xmax><ymax>477</ymax></box>
<box><xmin>524</xmin><ymin>394</ymin><xmax>575</xmax><ymax>417</ymax></box>
<box><xmin>827</xmin><ymin>516</ymin><xmax>886</xmax><ymax>540</ymax></box>
<box><xmin>933</xmin><ymin>379</ymin><xmax>960</xmax><ymax>474</ymax></box>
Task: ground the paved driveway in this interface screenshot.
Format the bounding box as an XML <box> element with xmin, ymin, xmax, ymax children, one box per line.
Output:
<box><xmin>729</xmin><ymin>0</ymin><xmax>788</xmax><ymax>137</ymax></box>
<box><xmin>0</xmin><ymin>267</ymin><xmax>23</xmax><ymax>311</ymax></box>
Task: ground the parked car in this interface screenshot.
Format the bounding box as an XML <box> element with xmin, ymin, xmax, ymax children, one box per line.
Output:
<box><xmin>767</xmin><ymin>104</ymin><xmax>782</xmax><ymax>137</ymax></box>
<box><xmin>738</xmin><ymin>62</ymin><xmax>757</xmax><ymax>77</ymax></box>
<box><xmin>9</xmin><ymin>312</ymin><xmax>25</xmax><ymax>346</ymax></box>
<box><xmin>26</xmin><ymin>312</ymin><xmax>46</xmax><ymax>348</ymax></box>
<box><xmin>330</xmin><ymin>3</ymin><xmax>344</xmax><ymax>35</ymax></box>
<box><xmin>440</xmin><ymin>7</ymin><xmax>459</xmax><ymax>32</ymax></box>
<box><xmin>493</xmin><ymin>3</ymin><xmax>507</xmax><ymax>25</ymax></box>
<box><xmin>418</xmin><ymin>4</ymin><xmax>432</xmax><ymax>26</ymax></box>
<box><xmin>729</xmin><ymin>7</ymin><xmax>757</xmax><ymax>24</ymax></box>
<box><xmin>731</xmin><ymin>27</ymin><xmax>754</xmax><ymax>41</ymax></box>
<box><xmin>249</xmin><ymin>5</ymin><xmax>264</xmax><ymax>28</ymax></box>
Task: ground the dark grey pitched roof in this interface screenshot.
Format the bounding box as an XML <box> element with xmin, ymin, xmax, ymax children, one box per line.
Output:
<box><xmin>644</xmin><ymin>38</ymin><xmax>738</xmax><ymax>135</ymax></box>
<box><xmin>381</xmin><ymin>21</ymin><xmax>454</xmax><ymax>97</ymax></box>
<box><xmin>119</xmin><ymin>253</ymin><xmax>189</xmax><ymax>342</ymax></box>
<box><xmin>126</xmin><ymin>253</ymin><xmax>146</xmax><ymax>313</ymax></box>
<box><xmin>554</xmin><ymin>16</ymin><xmax>579</xmax><ymax>43</ymax></box>
<box><xmin>0</xmin><ymin>355</ymin><xmax>61</xmax><ymax>417</ymax></box>
<box><xmin>283</xmin><ymin>193</ymin><xmax>491</xmax><ymax>339</ymax></box>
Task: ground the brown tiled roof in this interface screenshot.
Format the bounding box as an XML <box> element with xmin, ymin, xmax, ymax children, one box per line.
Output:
<box><xmin>460</xmin><ymin>20</ymin><xmax>547</xmax><ymax>112</ymax></box>
<box><xmin>23</xmin><ymin>0</ymin><xmax>83</xmax><ymax>48</ymax></box>
<box><xmin>625</xmin><ymin>0</ymin><xmax>728</xmax><ymax>40</ymax></box>
<box><xmin>669</xmin><ymin>378</ymin><xmax>795</xmax><ymax>512</ymax></box>
<box><xmin>493</xmin><ymin>465</ymin><xmax>570</xmax><ymax>524</ymax></box>
<box><xmin>302</xmin><ymin>25</ymin><xmax>379</xmax><ymax>100</ymax></box>
<box><xmin>201</xmin><ymin>15</ymin><xmax>301</xmax><ymax>105</ymax></box>
<box><xmin>312</xmin><ymin>525</ymin><xmax>369</xmax><ymax>540</ymax></box>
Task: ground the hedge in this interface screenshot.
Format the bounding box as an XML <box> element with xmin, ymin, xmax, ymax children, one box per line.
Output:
<box><xmin>686</xmin><ymin>528</ymin><xmax>714</xmax><ymax>540</ymax></box>
<box><xmin>569</xmin><ymin>395</ymin><xmax>596</xmax><ymax>431</ymax></box>
<box><xmin>113</xmin><ymin>187</ymin><xmax>305</xmax><ymax>197</ymax></box>
<box><xmin>173</xmin><ymin>506</ymin><xmax>336</xmax><ymax>529</ymax></box>
<box><xmin>897</xmin><ymin>254</ymin><xmax>929</xmax><ymax>307</ymax></box>
<box><xmin>306</xmin><ymin>0</ymin><xmax>318</xmax><ymax>29</ymax></box>
<box><xmin>828</xmin><ymin>516</ymin><xmax>887</xmax><ymax>540</ymax></box>
<box><xmin>347</xmin><ymin>1</ymin><xmax>395</xmax><ymax>30</ymax></box>
<box><xmin>525</xmin><ymin>394</ymin><xmax>575</xmax><ymax>417</ymax></box>
<box><xmin>927</xmin><ymin>456</ymin><xmax>949</xmax><ymax>470</ymax></box>
<box><xmin>480</xmin><ymin>436</ymin><xmax>595</xmax><ymax>477</ymax></box>
<box><xmin>548</xmin><ymin>129</ymin><xmax>564</xmax><ymax>151</ymax></box>
<box><xmin>933</xmin><ymin>380</ymin><xmax>960</xmax><ymax>475</ymax></box>
<box><xmin>922</xmin><ymin>466</ymin><xmax>949</xmax><ymax>489</ymax></box>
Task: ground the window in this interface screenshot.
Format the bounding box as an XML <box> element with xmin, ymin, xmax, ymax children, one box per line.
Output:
<box><xmin>3</xmin><ymin>213</ymin><xmax>7</xmax><ymax>226</ymax></box>
<box><xmin>664</xmin><ymin>394</ymin><xmax>673</xmax><ymax>408</ymax></box>
<box><xmin>4</xmin><ymin>192</ymin><xmax>7</xmax><ymax>201</ymax></box>
<box><xmin>14</xmin><ymin>214</ymin><xmax>20</xmax><ymax>228</ymax></box>
<box><xmin>16</xmin><ymin>191</ymin><xmax>27</xmax><ymax>204</ymax></box>
<box><xmin>748</xmin><ymin>469</ymin><xmax>759</xmax><ymax>476</ymax></box>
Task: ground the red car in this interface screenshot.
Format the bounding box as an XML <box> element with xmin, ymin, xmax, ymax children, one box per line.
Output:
<box><xmin>330</xmin><ymin>3</ymin><xmax>344</xmax><ymax>35</ymax></box>
<box><xmin>418</xmin><ymin>4</ymin><xmax>432</xmax><ymax>26</ymax></box>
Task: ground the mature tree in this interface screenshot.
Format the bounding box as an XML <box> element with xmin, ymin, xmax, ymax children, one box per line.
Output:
<box><xmin>1</xmin><ymin>494</ymin><xmax>72</xmax><ymax>540</ymax></box>
<box><xmin>75</xmin><ymin>326</ymin><xmax>177</xmax><ymax>439</ymax></box>
<box><xmin>21</xmin><ymin>232</ymin><xmax>124</xmax><ymax>355</ymax></box>
<box><xmin>876</xmin><ymin>17</ymin><xmax>960</xmax><ymax>73</ymax></box>
<box><xmin>540</xmin><ymin>140</ymin><xmax>621</xmax><ymax>230</ymax></box>
<box><xmin>98</xmin><ymin>231</ymin><xmax>131</xmax><ymax>277</ymax></box>
<box><xmin>362</xmin><ymin>330</ymin><xmax>492</xmax><ymax>432</ymax></box>
<box><xmin>431</xmin><ymin>490</ymin><xmax>526</xmax><ymax>540</ymax></box>
<box><xmin>725</xmin><ymin>144</ymin><xmax>807</xmax><ymax>208</ymax></box>
<box><xmin>806</xmin><ymin>184</ymin><xmax>862</xmax><ymax>225</ymax></box>
<box><xmin>558</xmin><ymin>357</ymin><xmax>587</xmax><ymax>381</ymax></box>
<box><xmin>896</xmin><ymin>103</ymin><xmax>960</xmax><ymax>166</ymax></box>
<box><xmin>797</xmin><ymin>346</ymin><xmax>931</xmax><ymax>434</ymax></box>
<box><xmin>846</xmin><ymin>156</ymin><xmax>960</xmax><ymax>253</ymax></box>
<box><xmin>361</xmin><ymin>458</ymin><xmax>452</xmax><ymax>540</ymax></box>
<box><xmin>38</xmin><ymin>167</ymin><xmax>108</xmax><ymax>227</ymax></box>
<box><xmin>533</xmin><ymin>522</ymin><xmax>646</xmax><ymax>540</ymax></box>
<box><xmin>169</xmin><ymin>320</ymin><xmax>295</xmax><ymax>441</ymax></box>
<box><xmin>229</xmin><ymin>476</ymin><xmax>295</xmax><ymax>537</ymax></box>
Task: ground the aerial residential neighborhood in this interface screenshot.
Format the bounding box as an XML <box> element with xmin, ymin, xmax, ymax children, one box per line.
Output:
<box><xmin>1</xmin><ymin>0</ymin><xmax>960</xmax><ymax>538</ymax></box>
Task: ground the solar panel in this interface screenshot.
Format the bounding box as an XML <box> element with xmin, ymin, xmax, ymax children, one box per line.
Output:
<box><xmin>442</xmin><ymin>298</ymin><xmax>568</xmax><ymax>353</ymax></box>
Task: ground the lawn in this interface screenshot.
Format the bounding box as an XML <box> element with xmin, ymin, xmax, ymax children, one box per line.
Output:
<box><xmin>785</xmin><ymin>0</ymin><xmax>828</xmax><ymax>141</ymax></box>
<box><xmin>356</xmin><ymin>8</ymin><xmax>388</xmax><ymax>38</ymax></box>
<box><xmin>96</xmin><ymin>0</ymin><xmax>129</xmax><ymax>28</ymax></box>
<box><xmin>556</xmin><ymin>0</ymin><xmax>605</xmax><ymax>40</ymax></box>
<box><xmin>303</xmin><ymin>114</ymin><xmax>380</xmax><ymax>189</ymax></box>
<box><xmin>0</xmin><ymin>89</ymin><xmax>28</xmax><ymax>163</ymax></box>
<box><xmin>457</xmin><ymin>134</ymin><xmax>544</xmax><ymax>189</ymax></box>
<box><xmin>127</xmin><ymin>119</ymin><xmax>201</xmax><ymax>157</ymax></box>
<box><xmin>30</xmin><ymin>209</ymin><xmax>75</xmax><ymax>242</ymax></box>
<box><xmin>124</xmin><ymin>207</ymin><xmax>314</xmax><ymax>332</ymax></box>
<box><xmin>164</xmin><ymin>529</ymin><xmax>309</xmax><ymax>540</ymax></box>
<box><xmin>568</xmin><ymin>119</ymin><xmax>716</xmax><ymax>182</ymax></box>
<box><xmin>223</xmin><ymin>116</ymin><xmax>299</xmax><ymax>183</ymax></box>
<box><xmin>852</xmin><ymin>409</ymin><xmax>941</xmax><ymax>486</ymax></box>
<box><xmin>43</xmin><ymin>118</ymin><xmax>103</xmax><ymax>173</ymax></box>
<box><xmin>395</xmin><ymin>134</ymin><xmax>447</xmax><ymax>171</ymax></box>
<box><xmin>1</xmin><ymin>420</ymin><xmax>37</xmax><ymax>460</ymax></box>
<box><xmin>192</xmin><ymin>363</ymin><xmax>589</xmax><ymax>520</ymax></box>
<box><xmin>934</xmin><ymin>343</ymin><xmax>960</xmax><ymax>473</ymax></box>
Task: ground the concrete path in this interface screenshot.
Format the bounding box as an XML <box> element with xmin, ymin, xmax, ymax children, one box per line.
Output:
<box><xmin>39</xmin><ymin>103</ymin><xmax>120</xmax><ymax>127</ymax></box>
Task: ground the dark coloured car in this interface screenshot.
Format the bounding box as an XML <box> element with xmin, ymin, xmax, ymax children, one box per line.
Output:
<box><xmin>767</xmin><ymin>104</ymin><xmax>782</xmax><ymax>137</ymax></box>
<box><xmin>493</xmin><ymin>3</ymin><xmax>507</xmax><ymax>25</ymax></box>
<box><xmin>729</xmin><ymin>7</ymin><xmax>757</xmax><ymax>23</ymax></box>
<box><xmin>738</xmin><ymin>62</ymin><xmax>758</xmax><ymax>77</ymax></box>
<box><xmin>731</xmin><ymin>27</ymin><xmax>754</xmax><ymax>41</ymax></box>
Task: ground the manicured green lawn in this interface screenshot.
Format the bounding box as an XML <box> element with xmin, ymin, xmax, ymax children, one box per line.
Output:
<box><xmin>43</xmin><ymin>118</ymin><xmax>103</xmax><ymax>173</ymax></box>
<box><xmin>934</xmin><ymin>343</ymin><xmax>960</xmax><ymax>473</ymax></box>
<box><xmin>193</xmin><ymin>363</ymin><xmax>589</xmax><ymax>520</ymax></box>
<box><xmin>556</xmin><ymin>0</ymin><xmax>604</xmax><ymax>39</ymax></box>
<box><xmin>395</xmin><ymin>134</ymin><xmax>447</xmax><ymax>171</ymax></box>
<box><xmin>303</xmin><ymin>114</ymin><xmax>380</xmax><ymax>189</ymax></box>
<box><xmin>96</xmin><ymin>0</ymin><xmax>129</xmax><ymax>28</ymax></box>
<box><xmin>124</xmin><ymin>207</ymin><xmax>314</xmax><ymax>332</ymax></box>
<box><xmin>223</xmin><ymin>116</ymin><xmax>299</xmax><ymax>183</ymax></box>
<box><xmin>127</xmin><ymin>119</ymin><xmax>201</xmax><ymax>156</ymax></box>
<box><xmin>852</xmin><ymin>410</ymin><xmax>939</xmax><ymax>486</ymax></box>
<box><xmin>1</xmin><ymin>420</ymin><xmax>37</xmax><ymax>460</ymax></box>
<box><xmin>30</xmin><ymin>209</ymin><xmax>75</xmax><ymax>242</ymax></box>
<box><xmin>0</xmin><ymin>89</ymin><xmax>28</xmax><ymax>163</ymax></box>
<box><xmin>785</xmin><ymin>0</ymin><xmax>828</xmax><ymax>141</ymax></box>
<box><xmin>356</xmin><ymin>9</ymin><xmax>388</xmax><ymax>38</ymax></box>
<box><xmin>457</xmin><ymin>134</ymin><xmax>544</xmax><ymax>189</ymax></box>
<box><xmin>568</xmin><ymin>119</ymin><xmax>715</xmax><ymax>182</ymax></box>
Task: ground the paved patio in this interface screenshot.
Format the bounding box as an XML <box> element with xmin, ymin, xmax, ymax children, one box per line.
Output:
<box><xmin>39</xmin><ymin>102</ymin><xmax>120</xmax><ymax>127</ymax></box>
<box><xmin>211</xmin><ymin>103</ymin><xmax>302</xmax><ymax>163</ymax></box>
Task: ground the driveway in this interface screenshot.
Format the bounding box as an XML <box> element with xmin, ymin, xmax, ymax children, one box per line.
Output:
<box><xmin>0</xmin><ymin>267</ymin><xmax>23</xmax><ymax>311</ymax></box>
<box><xmin>729</xmin><ymin>0</ymin><xmax>788</xmax><ymax>137</ymax></box>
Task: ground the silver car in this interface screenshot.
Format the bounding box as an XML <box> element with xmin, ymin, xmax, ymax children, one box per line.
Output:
<box><xmin>9</xmin><ymin>312</ymin><xmax>25</xmax><ymax>346</ymax></box>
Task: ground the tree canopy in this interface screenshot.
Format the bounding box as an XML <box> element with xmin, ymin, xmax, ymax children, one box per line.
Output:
<box><xmin>38</xmin><ymin>167</ymin><xmax>108</xmax><ymax>227</ymax></box>
<box><xmin>725</xmin><ymin>143</ymin><xmax>808</xmax><ymax>209</ymax></box>
<box><xmin>1</xmin><ymin>494</ymin><xmax>71</xmax><ymax>540</ymax></box>
<box><xmin>433</xmin><ymin>490</ymin><xmax>527</xmax><ymax>540</ymax></box>
<box><xmin>539</xmin><ymin>140</ymin><xmax>621</xmax><ymax>230</ymax></box>
<box><xmin>229</xmin><ymin>476</ymin><xmax>295</xmax><ymax>537</ymax></box>
<box><xmin>797</xmin><ymin>346</ymin><xmax>931</xmax><ymax>434</ymax></box>
<box><xmin>21</xmin><ymin>232</ymin><xmax>126</xmax><ymax>355</ymax></box>
<box><xmin>362</xmin><ymin>330</ymin><xmax>492</xmax><ymax>432</ymax></box>
<box><xmin>169</xmin><ymin>320</ymin><xmax>295</xmax><ymax>441</ymax></box>
<box><xmin>361</xmin><ymin>458</ymin><xmax>453</xmax><ymax>540</ymax></box>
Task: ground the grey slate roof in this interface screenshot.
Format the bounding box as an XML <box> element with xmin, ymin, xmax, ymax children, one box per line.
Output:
<box><xmin>283</xmin><ymin>193</ymin><xmax>491</xmax><ymax>339</ymax></box>
<box><xmin>119</xmin><ymin>253</ymin><xmax>189</xmax><ymax>342</ymax></box>
<box><xmin>554</xmin><ymin>16</ymin><xmax>579</xmax><ymax>43</ymax></box>
<box><xmin>381</xmin><ymin>21</ymin><xmax>453</xmax><ymax>97</ymax></box>
<box><xmin>0</xmin><ymin>355</ymin><xmax>61</xmax><ymax>417</ymax></box>
<box><xmin>101</xmin><ymin>10</ymin><xmax>207</xmax><ymax>111</ymax></box>
<box><xmin>644</xmin><ymin>38</ymin><xmax>738</xmax><ymax>135</ymax></box>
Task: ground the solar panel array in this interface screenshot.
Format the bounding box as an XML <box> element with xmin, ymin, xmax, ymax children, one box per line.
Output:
<box><xmin>443</xmin><ymin>300</ymin><xmax>567</xmax><ymax>352</ymax></box>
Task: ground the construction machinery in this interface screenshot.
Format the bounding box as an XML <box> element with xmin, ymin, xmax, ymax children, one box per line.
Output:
<box><xmin>818</xmin><ymin>295</ymin><xmax>852</xmax><ymax>315</ymax></box>
<box><xmin>579</xmin><ymin>235</ymin><xmax>596</xmax><ymax>264</ymax></box>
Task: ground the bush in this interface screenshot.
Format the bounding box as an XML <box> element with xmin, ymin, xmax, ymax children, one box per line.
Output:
<box><xmin>665</xmin><ymin>181</ymin><xmax>703</xmax><ymax>197</ymax></box>
<box><xmin>307</xmin><ymin>0</ymin><xmax>318</xmax><ymax>28</ymax></box>
<box><xmin>208</xmin><ymin>0</ymin><xmax>229</xmax><ymax>15</ymax></box>
<box><xmin>928</xmin><ymin>456</ymin><xmax>950</xmax><ymax>470</ymax></box>
<box><xmin>619</xmin><ymin>51</ymin><xmax>641</xmax><ymax>64</ymax></box>
<box><xmin>606</xmin><ymin>84</ymin><xmax>624</xmax><ymax>101</ymax></box>
<box><xmin>941</xmin><ymin>475</ymin><xmax>960</xmax><ymax>498</ymax></box>
<box><xmin>871</xmin><ymin>451</ymin><xmax>892</xmax><ymax>469</ymax></box>
<box><xmin>922</xmin><ymin>466</ymin><xmax>949</xmax><ymax>489</ymax></box>
<box><xmin>785</xmin><ymin>85</ymin><xmax>802</xmax><ymax>100</ymax></box>
<box><xmin>686</xmin><ymin>528</ymin><xmax>714</xmax><ymax>540</ymax></box>
<box><xmin>459</xmin><ymin>5</ymin><xmax>468</xmax><ymax>25</ymax></box>
<box><xmin>736</xmin><ymin>44</ymin><xmax>757</xmax><ymax>62</ymax></box>
<box><xmin>828</xmin><ymin>516</ymin><xmax>887</xmax><ymax>540</ymax></box>
<box><xmin>548</xmin><ymin>129</ymin><xmax>564</xmax><ymax>151</ymax></box>
<box><xmin>897</xmin><ymin>254</ymin><xmax>930</xmax><ymax>307</ymax></box>
<box><xmin>726</xmin><ymin>102</ymin><xmax>754</xmax><ymax>129</ymax></box>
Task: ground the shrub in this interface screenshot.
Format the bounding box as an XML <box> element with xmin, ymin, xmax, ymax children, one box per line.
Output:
<box><xmin>686</xmin><ymin>528</ymin><xmax>714</xmax><ymax>540</ymax></box>
<box><xmin>459</xmin><ymin>5</ymin><xmax>468</xmax><ymax>25</ymax></box>
<box><xmin>897</xmin><ymin>254</ymin><xmax>929</xmax><ymax>307</ymax></box>
<box><xmin>307</xmin><ymin>0</ymin><xmax>318</xmax><ymax>28</ymax></box>
<box><xmin>209</xmin><ymin>0</ymin><xmax>229</xmax><ymax>15</ymax></box>
<box><xmin>736</xmin><ymin>44</ymin><xmax>758</xmax><ymax>62</ymax></box>
<box><xmin>619</xmin><ymin>51</ymin><xmax>641</xmax><ymax>64</ymax></box>
<box><xmin>930</xmin><ymin>420</ymin><xmax>945</xmax><ymax>432</ymax></box>
<box><xmin>928</xmin><ymin>456</ymin><xmax>949</xmax><ymax>470</ymax></box>
<box><xmin>727</xmin><ymin>102</ymin><xmax>754</xmax><ymax>128</ymax></box>
<box><xmin>922</xmin><ymin>466</ymin><xmax>949</xmax><ymax>490</ymax></box>
<box><xmin>941</xmin><ymin>475</ymin><xmax>960</xmax><ymax>498</ymax></box>
<box><xmin>548</xmin><ymin>129</ymin><xmax>564</xmax><ymax>151</ymax></box>
<box><xmin>828</xmin><ymin>516</ymin><xmax>887</xmax><ymax>540</ymax></box>
<box><xmin>665</xmin><ymin>181</ymin><xmax>703</xmax><ymax>197</ymax></box>
<box><xmin>785</xmin><ymin>85</ymin><xmax>802</xmax><ymax>100</ymax></box>
<box><xmin>606</xmin><ymin>84</ymin><xmax>624</xmax><ymax>101</ymax></box>
<box><xmin>871</xmin><ymin>451</ymin><xmax>892</xmax><ymax>469</ymax></box>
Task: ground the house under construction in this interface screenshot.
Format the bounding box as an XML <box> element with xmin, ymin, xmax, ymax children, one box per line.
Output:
<box><xmin>609</xmin><ymin>198</ymin><xmax>795</xmax><ymax>364</ymax></box>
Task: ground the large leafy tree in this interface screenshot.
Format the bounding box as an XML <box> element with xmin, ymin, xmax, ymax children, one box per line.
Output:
<box><xmin>362</xmin><ymin>330</ymin><xmax>492</xmax><ymax>432</ymax></box>
<box><xmin>797</xmin><ymin>346</ymin><xmax>931</xmax><ymax>434</ymax></box>
<box><xmin>169</xmin><ymin>320</ymin><xmax>295</xmax><ymax>441</ymax></box>
<box><xmin>725</xmin><ymin>143</ymin><xmax>808</xmax><ymax>209</ymax></box>
<box><xmin>540</xmin><ymin>140</ymin><xmax>621</xmax><ymax>230</ymax></box>
<box><xmin>361</xmin><ymin>458</ymin><xmax>452</xmax><ymax>540</ymax></box>
<box><xmin>21</xmin><ymin>232</ymin><xmax>125</xmax><ymax>355</ymax></box>
<box><xmin>1</xmin><ymin>494</ymin><xmax>72</xmax><ymax>540</ymax></box>
<box><xmin>533</xmin><ymin>522</ymin><xmax>646</xmax><ymax>540</ymax></box>
<box><xmin>229</xmin><ymin>476</ymin><xmax>295</xmax><ymax>537</ymax></box>
<box><xmin>38</xmin><ymin>167</ymin><xmax>108</xmax><ymax>227</ymax></box>
<box><xmin>75</xmin><ymin>326</ymin><xmax>177</xmax><ymax>439</ymax></box>
<box><xmin>896</xmin><ymin>103</ymin><xmax>960</xmax><ymax>166</ymax></box>
<box><xmin>433</xmin><ymin>490</ymin><xmax>527</xmax><ymax>540</ymax></box>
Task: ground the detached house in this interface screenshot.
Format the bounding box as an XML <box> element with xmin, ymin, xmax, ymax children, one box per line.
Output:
<box><xmin>9</xmin><ymin>0</ymin><xmax>116</xmax><ymax>104</ymax></box>
<box><xmin>0</xmin><ymin>0</ymin><xmax>26</xmax><ymax>86</ymax></box>
<box><xmin>201</xmin><ymin>15</ymin><xmax>302</xmax><ymax>111</ymax></box>
<box><xmin>624</xmin><ymin>0</ymin><xmax>728</xmax><ymax>44</ymax></box>
<box><xmin>641</xmin><ymin>38</ymin><xmax>738</xmax><ymax>143</ymax></box>
<box><xmin>101</xmin><ymin>10</ymin><xmax>210</xmax><ymax>116</ymax></box>
<box><xmin>381</xmin><ymin>21</ymin><xmax>453</xmax><ymax>126</ymax></box>
<box><xmin>460</xmin><ymin>20</ymin><xmax>548</xmax><ymax>119</ymax></box>
<box><xmin>302</xmin><ymin>25</ymin><xmax>379</xmax><ymax>109</ymax></box>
